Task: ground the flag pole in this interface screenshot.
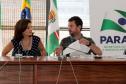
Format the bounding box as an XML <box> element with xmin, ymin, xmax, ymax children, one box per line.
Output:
<box><xmin>46</xmin><ymin>0</ymin><xmax>50</xmax><ymax>56</ymax></box>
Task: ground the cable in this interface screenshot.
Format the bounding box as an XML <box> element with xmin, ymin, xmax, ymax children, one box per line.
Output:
<box><xmin>56</xmin><ymin>56</ymin><xmax>64</xmax><ymax>84</ymax></box>
<box><xmin>18</xmin><ymin>55</ymin><xmax>22</xmax><ymax>84</ymax></box>
<box><xmin>68</xmin><ymin>57</ymin><xmax>79</xmax><ymax>84</ymax></box>
<box><xmin>56</xmin><ymin>56</ymin><xmax>79</xmax><ymax>84</ymax></box>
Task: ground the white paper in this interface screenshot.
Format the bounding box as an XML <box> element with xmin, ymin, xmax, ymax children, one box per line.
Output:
<box><xmin>63</xmin><ymin>40</ymin><xmax>90</xmax><ymax>56</ymax></box>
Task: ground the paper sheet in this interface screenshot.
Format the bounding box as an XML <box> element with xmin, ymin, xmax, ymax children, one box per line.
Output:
<box><xmin>63</xmin><ymin>40</ymin><xmax>90</xmax><ymax>56</ymax></box>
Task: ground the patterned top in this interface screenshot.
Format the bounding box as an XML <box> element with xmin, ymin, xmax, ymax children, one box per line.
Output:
<box><xmin>11</xmin><ymin>35</ymin><xmax>41</xmax><ymax>56</ymax></box>
<box><xmin>60</xmin><ymin>34</ymin><xmax>95</xmax><ymax>55</ymax></box>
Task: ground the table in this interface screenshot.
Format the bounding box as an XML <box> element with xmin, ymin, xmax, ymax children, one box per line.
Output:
<box><xmin>0</xmin><ymin>55</ymin><xmax>126</xmax><ymax>84</ymax></box>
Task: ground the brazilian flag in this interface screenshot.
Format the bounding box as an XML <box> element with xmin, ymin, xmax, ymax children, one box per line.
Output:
<box><xmin>21</xmin><ymin>0</ymin><xmax>31</xmax><ymax>19</ymax></box>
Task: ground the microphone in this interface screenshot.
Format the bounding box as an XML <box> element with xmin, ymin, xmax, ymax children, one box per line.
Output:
<box><xmin>66</xmin><ymin>53</ymin><xmax>70</xmax><ymax>57</ymax></box>
<box><xmin>11</xmin><ymin>40</ymin><xmax>22</xmax><ymax>83</ymax></box>
<box><xmin>56</xmin><ymin>49</ymin><xmax>79</xmax><ymax>84</ymax></box>
<box><xmin>57</xmin><ymin>47</ymin><xmax>79</xmax><ymax>84</ymax></box>
<box><xmin>17</xmin><ymin>41</ymin><xmax>22</xmax><ymax>84</ymax></box>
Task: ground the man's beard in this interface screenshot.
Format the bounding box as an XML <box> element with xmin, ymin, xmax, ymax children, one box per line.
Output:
<box><xmin>69</xmin><ymin>32</ymin><xmax>75</xmax><ymax>37</ymax></box>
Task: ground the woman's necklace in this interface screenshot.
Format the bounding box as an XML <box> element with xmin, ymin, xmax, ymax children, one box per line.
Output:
<box><xmin>21</xmin><ymin>37</ymin><xmax>32</xmax><ymax>56</ymax></box>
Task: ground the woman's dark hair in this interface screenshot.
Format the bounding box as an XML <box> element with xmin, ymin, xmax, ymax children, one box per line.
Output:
<box><xmin>68</xmin><ymin>16</ymin><xmax>83</xmax><ymax>31</ymax></box>
<box><xmin>14</xmin><ymin>19</ymin><xmax>31</xmax><ymax>41</ymax></box>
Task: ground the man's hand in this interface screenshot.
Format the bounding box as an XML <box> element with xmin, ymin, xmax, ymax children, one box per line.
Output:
<box><xmin>79</xmin><ymin>38</ymin><xmax>90</xmax><ymax>46</ymax></box>
<box><xmin>55</xmin><ymin>46</ymin><xmax>63</xmax><ymax>56</ymax></box>
<box><xmin>79</xmin><ymin>38</ymin><xmax>102</xmax><ymax>55</ymax></box>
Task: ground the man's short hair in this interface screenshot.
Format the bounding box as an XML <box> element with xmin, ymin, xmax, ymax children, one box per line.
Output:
<box><xmin>68</xmin><ymin>16</ymin><xmax>83</xmax><ymax>30</ymax></box>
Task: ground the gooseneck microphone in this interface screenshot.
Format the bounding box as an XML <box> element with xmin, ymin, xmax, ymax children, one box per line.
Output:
<box><xmin>13</xmin><ymin>40</ymin><xmax>22</xmax><ymax>84</ymax></box>
<box><xmin>56</xmin><ymin>46</ymin><xmax>81</xmax><ymax>84</ymax></box>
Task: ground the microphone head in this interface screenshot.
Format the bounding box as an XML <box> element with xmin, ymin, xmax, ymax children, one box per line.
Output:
<box><xmin>66</xmin><ymin>53</ymin><xmax>70</xmax><ymax>57</ymax></box>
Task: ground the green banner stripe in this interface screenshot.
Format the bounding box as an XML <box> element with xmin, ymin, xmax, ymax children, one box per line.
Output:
<box><xmin>46</xmin><ymin>32</ymin><xmax>59</xmax><ymax>55</ymax></box>
<box><xmin>115</xmin><ymin>10</ymin><xmax>126</xmax><ymax>18</ymax></box>
<box><xmin>53</xmin><ymin>0</ymin><xmax>57</xmax><ymax>9</ymax></box>
<box><xmin>101</xmin><ymin>19</ymin><xmax>126</xmax><ymax>33</ymax></box>
<box><xmin>26</xmin><ymin>0</ymin><xmax>31</xmax><ymax>5</ymax></box>
<box><xmin>24</xmin><ymin>0</ymin><xmax>31</xmax><ymax>8</ymax></box>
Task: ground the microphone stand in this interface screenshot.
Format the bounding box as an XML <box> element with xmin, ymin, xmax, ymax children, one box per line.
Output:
<box><xmin>56</xmin><ymin>44</ymin><xmax>90</xmax><ymax>84</ymax></box>
<box><xmin>16</xmin><ymin>41</ymin><xmax>22</xmax><ymax>84</ymax></box>
<box><xmin>56</xmin><ymin>53</ymin><xmax>79</xmax><ymax>84</ymax></box>
<box><xmin>67</xmin><ymin>55</ymin><xmax>79</xmax><ymax>84</ymax></box>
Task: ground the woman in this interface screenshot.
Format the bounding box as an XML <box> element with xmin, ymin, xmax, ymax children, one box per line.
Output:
<box><xmin>2</xmin><ymin>19</ymin><xmax>46</xmax><ymax>56</ymax></box>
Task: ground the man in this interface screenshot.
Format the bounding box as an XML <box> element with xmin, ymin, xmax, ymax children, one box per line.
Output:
<box><xmin>55</xmin><ymin>16</ymin><xmax>102</xmax><ymax>56</ymax></box>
